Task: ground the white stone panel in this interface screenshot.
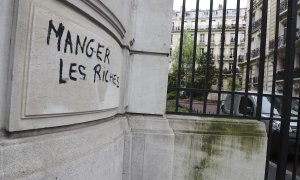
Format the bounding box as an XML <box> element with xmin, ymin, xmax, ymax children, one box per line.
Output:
<box><xmin>26</xmin><ymin>6</ymin><xmax>121</xmax><ymax>115</ymax></box>
<box><xmin>127</xmin><ymin>54</ymin><xmax>169</xmax><ymax>115</ymax></box>
<box><xmin>133</xmin><ymin>0</ymin><xmax>173</xmax><ymax>53</ymax></box>
<box><xmin>8</xmin><ymin>0</ymin><xmax>124</xmax><ymax>131</ymax></box>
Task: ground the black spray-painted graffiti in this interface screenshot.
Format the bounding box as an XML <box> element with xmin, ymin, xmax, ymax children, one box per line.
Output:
<box><xmin>46</xmin><ymin>20</ymin><xmax>119</xmax><ymax>88</ymax></box>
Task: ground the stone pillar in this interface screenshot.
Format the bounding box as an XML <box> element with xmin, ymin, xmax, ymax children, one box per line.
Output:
<box><xmin>125</xmin><ymin>1</ymin><xmax>175</xmax><ymax>180</ymax></box>
<box><xmin>0</xmin><ymin>0</ymin><xmax>14</xmax><ymax>133</ymax></box>
<box><xmin>127</xmin><ymin>0</ymin><xmax>172</xmax><ymax>115</ymax></box>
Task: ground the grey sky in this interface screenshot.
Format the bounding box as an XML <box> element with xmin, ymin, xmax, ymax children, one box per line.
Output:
<box><xmin>173</xmin><ymin>0</ymin><xmax>247</xmax><ymax>11</ymax></box>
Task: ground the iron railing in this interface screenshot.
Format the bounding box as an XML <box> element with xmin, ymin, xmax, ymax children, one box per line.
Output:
<box><xmin>279</xmin><ymin>0</ymin><xmax>300</xmax><ymax>14</ymax></box>
<box><xmin>250</xmin><ymin>48</ymin><xmax>260</xmax><ymax>59</ymax></box>
<box><xmin>252</xmin><ymin>18</ymin><xmax>262</xmax><ymax>32</ymax></box>
<box><xmin>168</xmin><ymin>0</ymin><xmax>300</xmax><ymax>180</ymax></box>
<box><xmin>279</xmin><ymin>0</ymin><xmax>288</xmax><ymax>14</ymax></box>
<box><xmin>269</xmin><ymin>27</ymin><xmax>300</xmax><ymax>51</ymax></box>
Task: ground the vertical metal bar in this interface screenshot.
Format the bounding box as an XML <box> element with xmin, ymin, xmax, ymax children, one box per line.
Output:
<box><xmin>217</xmin><ymin>0</ymin><xmax>227</xmax><ymax>114</ymax></box>
<box><xmin>175</xmin><ymin>0</ymin><xmax>186</xmax><ymax>112</ymax></box>
<box><xmin>230</xmin><ymin>0</ymin><xmax>240</xmax><ymax>115</ymax></box>
<box><xmin>256</xmin><ymin>0</ymin><xmax>268</xmax><ymax>118</ymax></box>
<box><xmin>293</xmin><ymin>98</ymin><xmax>300</xmax><ymax>180</ymax></box>
<box><xmin>276</xmin><ymin>0</ymin><xmax>297</xmax><ymax>179</ymax></box>
<box><xmin>203</xmin><ymin>0</ymin><xmax>213</xmax><ymax>114</ymax></box>
<box><xmin>189</xmin><ymin>0</ymin><xmax>200</xmax><ymax>112</ymax></box>
<box><xmin>264</xmin><ymin>0</ymin><xmax>280</xmax><ymax>179</ymax></box>
<box><xmin>243</xmin><ymin>0</ymin><xmax>253</xmax><ymax>116</ymax></box>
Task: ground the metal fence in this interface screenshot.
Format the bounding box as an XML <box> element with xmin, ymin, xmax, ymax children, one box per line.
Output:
<box><xmin>167</xmin><ymin>0</ymin><xmax>300</xmax><ymax>179</ymax></box>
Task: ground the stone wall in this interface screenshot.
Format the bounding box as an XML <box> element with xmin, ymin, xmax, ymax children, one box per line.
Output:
<box><xmin>168</xmin><ymin>115</ymin><xmax>267</xmax><ymax>180</ymax></box>
<box><xmin>0</xmin><ymin>0</ymin><xmax>268</xmax><ymax>180</ymax></box>
<box><xmin>0</xmin><ymin>117</ymin><xmax>128</xmax><ymax>180</ymax></box>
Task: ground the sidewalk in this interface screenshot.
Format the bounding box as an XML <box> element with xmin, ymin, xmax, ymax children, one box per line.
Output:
<box><xmin>268</xmin><ymin>162</ymin><xmax>300</xmax><ymax>180</ymax></box>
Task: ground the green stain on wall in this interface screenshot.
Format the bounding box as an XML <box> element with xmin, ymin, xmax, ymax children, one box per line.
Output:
<box><xmin>169</xmin><ymin>116</ymin><xmax>266</xmax><ymax>180</ymax></box>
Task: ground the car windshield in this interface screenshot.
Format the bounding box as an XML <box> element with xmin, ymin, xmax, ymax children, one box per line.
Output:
<box><xmin>262</xmin><ymin>96</ymin><xmax>299</xmax><ymax>117</ymax></box>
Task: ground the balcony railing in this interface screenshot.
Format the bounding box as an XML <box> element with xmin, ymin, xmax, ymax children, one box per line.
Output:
<box><xmin>250</xmin><ymin>48</ymin><xmax>260</xmax><ymax>59</ymax></box>
<box><xmin>269</xmin><ymin>35</ymin><xmax>286</xmax><ymax>50</ymax></box>
<box><xmin>199</xmin><ymin>25</ymin><xmax>208</xmax><ymax>29</ymax></box>
<box><xmin>252</xmin><ymin>18</ymin><xmax>262</xmax><ymax>32</ymax></box>
<box><xmin>269</xmin><ymin>27</ymin><xmax>300</xmax><ymax>51</ymax></box>
<box><xmin>279</xmin><ymin>0</ymin><xmax>288</xmax><ymax>14</ymax></box>
<box><xmin>217</xmin><ymin>55</ymin><xmax>235</xmax><ymax>59</ymax></box>
<box><xmin>173</xmin><ymin>26</ymin><xmax>181</xmax><ymax>31</ymax></box>
<box><xmin>279</xmin><ymin>0</ymin><xmax>300</xmax><ymax>14</ymax></box>
<box><xmin>254</xmin><ymin>0</ymin><xmax>263</xmax><ymax>7</ymax></box>
<box><xmin>217</xmin><ymin>54</ymin><xmax>245</xmax><ymax>62</ymax></box>
<box><xmin>276</xmin><ymin>68</ymin><xmax>300</xmax><ymax>80</ymax></box>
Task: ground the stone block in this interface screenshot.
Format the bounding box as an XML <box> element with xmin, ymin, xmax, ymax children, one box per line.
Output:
<box><xmin>127</xmin><ymin>115</ymin><xmax>175</xmax><ymax>180</ymax></box>
<box><xmin>168</xmin><ymin>115</ymin><xmax>267</xmax><ymax>180</ymax></box>
<box><xmin>132</xmin><ymin>0</ymin><xmax>173</xmax><ymax>53</ymax></box>
<box><xmin>127</xmin><ymin>54</ymin><xmax>169</xmax><ymax>115</ymax></box>
<box><xmin>0</xmin><ymin>117</ymin><xmax>127</xmax><ymax>180</ymax></box>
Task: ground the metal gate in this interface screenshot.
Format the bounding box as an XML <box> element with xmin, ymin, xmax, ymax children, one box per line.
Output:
<box><xmin>167</xmin><ymin>0</ymin><xmax>300</xmax><ymax>179</ymax></box>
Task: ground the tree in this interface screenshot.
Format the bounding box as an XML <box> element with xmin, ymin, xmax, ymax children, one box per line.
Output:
<box><xmin>226</xmin><ymin>76</ymin><xmax>242</xmax><ymax>91</ymax></box>
<box><xmin>168</xmin><ymin>32</ymin><xmax>218</xmax><ymax>100</ymax></box>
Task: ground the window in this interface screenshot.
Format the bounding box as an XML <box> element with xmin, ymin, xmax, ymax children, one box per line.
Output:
<box><xmin>210</xmin><ymin>48</ymin><xmax>214</xmax><ymax>55</ymax></box>
<box><xmin>240</xmin><ymin>33</ymin><xmax>245</xmax><ymax>42</ymax></box>
<box><xmin>231</xmin><ymin>20</ymin><xmax>236</xmax><ymax>28</ymax></box>
<box><xmin>171</xmin><ymin>35</ymin><xmax>173</xmax><ymax>44</ymax></box>
<box><xmin>200</xmin><ymin>48</ymin><xmax>205</xmax><ymax>54</ymax></box>
<box><xmin>240</xmin><ymin>48</ymin><xmax>245</xmax><ymax>55</ymax></box>
<box><xmin>200</xmin><ymin>20</ymin><xmax>207</xmax><ymax>29</ymax></box>
<box><xmin>230</xmin><ymin>33</ymin><xmax>235</xmax><ymax>42</ymax></box>
<box><xmin>200</xmin><ymin>34</ymin><xmax>205</xmax><ymax>43</ymax></box>
<box><xmin>212</xmin><ymin>20</ymin><xmax>216</xmax><ymax>28</ymax></box>
<box><xmin>229</xmin><ymin>63</ymin><xmax>234</xmax><ymax>70</ymax></box>
<box><xmin>220</xmin><ymin>34</ymin><xmax>225</xmax><ymax>43</ymax></box>
<box><xmin>170</xmin><ymin>48</ymin><xmax>172</xmax><ymax>56</ymax></box>
<box><xmin>230</xmin><ymin>48</ymin><xmax>234</xmax><ymax>58</ymax></box>
<box><xmin>191</xmin><ymin>21</ymin><xmax>195</xmax><ymax>29</ymax></box>
<box><xmin>241</xmin><ymin>19</ymin><xmax>246</xmax><ymax>27</ymax></box>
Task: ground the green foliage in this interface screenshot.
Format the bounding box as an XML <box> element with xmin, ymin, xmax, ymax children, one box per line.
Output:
<box><xmin>168</xmin><ymin>32</ymin><xmax>218</xmax><ymax>100</ymax></box>
<box><xmin>167</xmin><ymin>91</ymin><xmax>176</xmax><ymax>100</ymax></box>
<box><xmin>227</xmin><ymin>77</ymin><xmax>242</xmax><ymax>90</ymax></box>
<box><xmin>166</xmin><ymin>101</ymin><xmax>189</xmax><ymax>112</ymax></box>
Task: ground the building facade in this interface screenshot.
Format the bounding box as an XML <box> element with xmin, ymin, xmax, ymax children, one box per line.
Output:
<box><xmin>239</xmin><ymin>0</ymin><xmax>271</xmax><ymax>91</ymax></box>
<box><xmin>171</xmin><ymin>6</ymin><xmax>247</xmax><ymax>91</ymax></box>
<box><xmin>267</xmin><ymin>0</ymin><xmax>300</xmax><ymax>96</ymax></box>
<box><xmin>240</xmin><ymin>0</ymin><xmax>300</xmax><ymax>96</ymax></box>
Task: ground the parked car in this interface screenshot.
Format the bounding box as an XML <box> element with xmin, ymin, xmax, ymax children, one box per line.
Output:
<box><xmin>221</xmin><ymin>92</ymin><xmax>299</xmax><ymax>155</ymax></box>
